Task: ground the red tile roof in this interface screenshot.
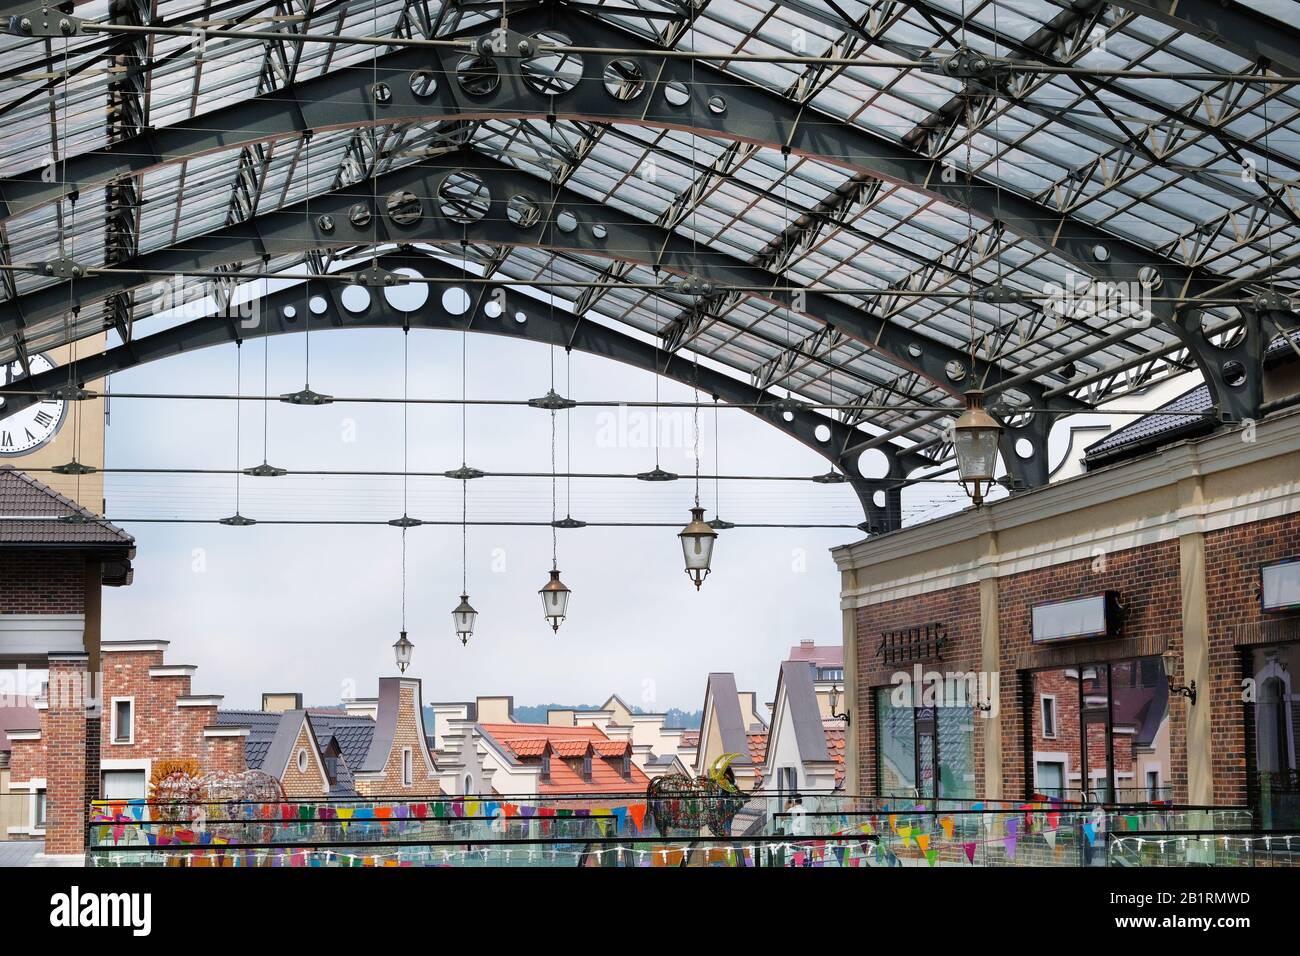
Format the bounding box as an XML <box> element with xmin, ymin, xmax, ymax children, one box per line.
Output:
<box><xmin>679</xmin><ymin>730</ymin><xmax>700</xmax><ymax>748</ymax></box>
<box><xmin>478</xmin><ymin>722</ymin><xmax>651</xmax><ymax>795</ymax></box>
<box><xmin>503</xmin><ymin>738</ymin><xmax>548</xmax><ymax>757</ymax></box>
<box><xmin>747</xmin><ymin>732</ymin><xmax>768</xmax><ymax>785</ymax></box>
<box><xmin>592</xmin><ymin>739</ymin><xmax>630</xmax><ymax>757</ymax></box>
<box><xmin>550</xmin><ymin>739</ymin><xmax>593</xmax><ymax>758</ymax></box>
<box><xmin>824</xmin><ymin>720</ymin><xmax>846</xmax><ymax>788</ymax></box>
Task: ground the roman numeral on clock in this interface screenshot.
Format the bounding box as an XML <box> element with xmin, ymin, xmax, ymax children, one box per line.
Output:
<box><xmin>0</xmin><ymin>432</ymin><xmax>11</xmax><ymax>448</ymax></box>
<box><xmin>33</xmin><ymin>410</ymin><xmax>53</xmax><ymax>427</ymax></box>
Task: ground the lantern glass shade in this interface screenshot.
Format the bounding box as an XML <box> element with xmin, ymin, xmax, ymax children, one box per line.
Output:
<box><xmin>539</xmin><ymin>569</ymin><xmax>571</xmax><ymax>632</ymax></box>
<box><xmin>452</xmin><ymin>594</ymin><xmax>477</xmax><ymax>646</ymax></box>
<box><xmin>679</xmin><ymin>506</ymin><xmax>718</xmax><ymax>589</ymax></box>
<box><xmin>393</xmin><ymin>630</ymin><xmax>414</xmax><ymax>672</ymax></box>
<box><xmin>1161</xmin><ymin>650</ymin><xmax>1178</xmax><ymax>682</ymax></box>
<box><xmin>952</xmin><ymin>390</ymin><xmax>1002</xmax><ymax>505</ymax></box>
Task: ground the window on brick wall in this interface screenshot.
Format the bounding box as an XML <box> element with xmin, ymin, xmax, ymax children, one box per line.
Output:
<box><xmin>111</xmin><ymin>698</ymin><xmax>133</xmax><ymax>744</ymax></box>
<box><xmin>1028</xmin><ymin>657</ymin><xmax>1169</xmax><ymax>804</ymax></box>
<box><xmin>1248</xmin><ymin>642</ymin><xmax>1300</xmax><ymax>829</ymax></box>
<box><xmin>34</xmin><ymin>788</ymin><xmax>46</xmax><ymax>828</ymax></box>
<box><xmin>875</xmin><ymin>686</ymin><xmax>975</xmax><ymax>800</ymax></box>
<box><xmin>1040</xmin><ymin>695</ymin><xmax>1057</xmax><ymax>738</ymax></box>
<box><xmin>101</xmin><ymin>770</ymin><xmax>146</xmax><ymax>800</ymax></box>
<box><xmin>402</xmin><ymin>747</ymin><xmax>413</xmax><ymax>787</ymax></box>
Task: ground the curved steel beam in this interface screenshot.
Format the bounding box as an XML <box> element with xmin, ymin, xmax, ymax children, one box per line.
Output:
<box><xmin>1110</xmin><ymin>0</ymin><xmax>1300</xmax><ymax>75</ymax></box>
<box><xmin>0</xmin><ymin>148</ymin><xmax>1080</xmax><ymax>425</ymax></box>
<box><xmin>0</xmin><ymin>250</ymin><xmax>929</xmax><ymax>528</ymax></box>
<box><xmin>0</xmin><ymin>3</ymin><xmax>1221</xmax><ymax>311</ymax></box>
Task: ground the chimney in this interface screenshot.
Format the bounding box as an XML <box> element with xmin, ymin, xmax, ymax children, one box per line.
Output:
<box><xmin>800</xmin><ymin>639</ymin><xmax>815</xmax><ymax>649</ymax></box>
<box><xmin>345</xmin><ymin>698</ymin><xmax>379</xmax><ymax>720</ymax></box>
<box><xmin>261</xmin><ymin>692</ymin><xmax>303</xmax><ymax>713</ymax></box>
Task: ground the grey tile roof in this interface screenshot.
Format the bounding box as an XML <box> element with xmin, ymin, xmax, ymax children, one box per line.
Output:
<box><xmin>1085</xmin><ymin>334</ymin><xmax>1299</xmax><ymax>467</ymax></box>
<box><xmin>1084</xmin><ymin>383</ymin><xmax>1212</xmax><ymax>464</ymax></box>
<box><xmin>0</xmin><ymin>467</ymin><xmax>133</xmax><ymax>547</ymax></box>
<box><xmin>216</xmin><ymin>707</ymin><xmax>376</xmax><ymax>791</ymax></box>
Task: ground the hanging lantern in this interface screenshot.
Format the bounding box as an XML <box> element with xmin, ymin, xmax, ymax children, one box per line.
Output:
<box><xmin>452</xmin><ymin>593</ymin><xmax>477</xmax><ymax>646</ymax></box>
<box><xmin>952</xmin><ymin>390</ymin><xmax>1002</xmax><ymax>507</ymax></box>
<box><xmin>679</xmin><ymin>505</ymin><xmax>718</xmax><ymax>589</ymax></box>
<box><xmin>393</xmin><ymin>630</ymin><xmax>414</xmax><ymax>673</ymax></box>
<box><xmin>538</xmin><ymin>569</ymin><xmax>571</xmax><ymax>633</ymax></box>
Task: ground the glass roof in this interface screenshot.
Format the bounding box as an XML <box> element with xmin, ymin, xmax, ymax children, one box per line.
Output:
<box><xmin>0</xmin><ymin>0</ymin><xmax>1297</xmax><ymax>483</ymax></box>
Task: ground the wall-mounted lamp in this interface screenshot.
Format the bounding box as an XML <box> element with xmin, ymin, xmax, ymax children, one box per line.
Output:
<box><xmin>1161</xmin><ymin>650</ymin><xmax>1197</xmax><ymax>706</ymax></box>
<box><xmin>975</xmin><ymin>698</ymin><xmax>993</xmax><ymax>713</ymax></box>
<box><xmin>828</xmin><ymin>685</ymin><xmax>851</xmax><ymax>726</ymax></box>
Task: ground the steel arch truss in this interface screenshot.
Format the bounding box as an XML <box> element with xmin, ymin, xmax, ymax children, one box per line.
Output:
<box><xmin>0</xmin><ymin>250</ymin><xmax>928</xmax><ymax>531</ymax></box>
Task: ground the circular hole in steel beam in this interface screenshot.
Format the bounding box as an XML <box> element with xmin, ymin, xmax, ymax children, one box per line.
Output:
<box><xmin>507</xmin><ymin>194</ymin><xmax>541</xmax><ymax>229</ymax></box>
<box><xmin>1015</xmin><ymin>437</ymin><xmax>1035</xmax><ymax>459</ymax></box>
<box><xmin>592</xmin><ymin>224</ymin><xmax>608</xmax><ymax>240</ymax></box>
<box><xmin>514</xmin><ymin>311</ymin><xmax>528</xmax><ymax>324</ymax></box>
<box><xmin>555</xmin><ymin>209</ymin><xmax>578</xmax><ymax>233</ymax></box>
<box><xmin>442</xmin><ymin>286</ymin><xmax>472</xmax><ymax>316</ymax></box>
<box><xmin>522</xmin><ymin>32</ymin><xmax>582</xmax><ymax>96</ymax></box>
<box><xmin>386</xmin><ymin>190</ymin><xmax>423</xmax><ymax>227</ymax></box>
<box><xmin>282</xmin><ymin>305</ymin><xmax>297</xmax><ymax>320</ymax></box>
<box><xmin>707</xmin><ymin>94</ymin><xmax>727</xmax><ymax>114</ymax></box>
<box><xmin>409</xmin><ymin>70</ymin><xmax>438</xmax><ymax>98</ymax></box>
<box><xmin>341</xmin><ymin>286</ymin><xmax>371</xmax><ymax>314</ymax></box>
<box><xmin>872</xmin><ymin>490</ymin><xmax>886</xmax><ymax>509</ymax></box>
<box><xmin>348</xmin><ymin>203</ymin><xmax>372</xmax><ymax>229</ymax></box>
<box><xmin>814</xmin><ymin>424</ymin><xmax>831</xmax><ymax>443</ymax></box>
<box><xmin>944</xmin><ymin>358</ymin><xmax>967</xmax><ymax>382</ymax></box>
<box><xmin>663</xmin><ymin>79</ymin><xmax>690</xmax><ymax>107</ymax></box>
<box><xmin>384</xmin><ymin>267</ymin><xmax>430</xmax><ymax>313</ymax></box>
<box><xmin>1222</xmin><ymin>360</ymin><xmax>1247</xmax><ymax>388</ymax></box>
<box><xmin>857</xmin><ymin>448</ymin><xmax>889</xmax><ymax>480</ymax></box>
<box><xmin>603</xmin><ymin>59</ymin><xmax>645</xmax><ymax>101</ymax></box>
<box><xmin>456</xmin><ymin>54</ymin><xmax>500</xmax><ymax>97</ymax></box>
<box><xmin>438</xmin><ymin>171</ymin><xmax>491</xmax><ymax>224</ymax></box>
<box><xmin>309</xmin><ymin>296</ymin><xmax>328</xmax><ymax>316</ymax></box>
<box><xmin>485</xmin><ymin>298</ymin><xmax>503</xmax><ymax>318</ymax></box>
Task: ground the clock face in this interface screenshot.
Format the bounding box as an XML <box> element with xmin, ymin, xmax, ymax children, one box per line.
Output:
<box><xmin>0</xmin><ymin>353</ymin><xmax>66</xmax><ymax>456</ymax></box>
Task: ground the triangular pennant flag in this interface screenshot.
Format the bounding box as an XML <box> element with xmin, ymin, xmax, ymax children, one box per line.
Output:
<box><xmin>1083</xmin><ymin>822</ymin><xmax>1096</xmax><ymax>845</ymax></box>
<box><xmin>925</xmin><ymin>848</ymin><xmax>939</xmax><ymax>867</ymax></box>
<box><xmin>940</xmin><ymin>817</ymin><xmax>954</xmax><ymax>840</ymax></box>
<box><xmin>629</xmin><ymin>804</ymin><xmax>647</xmax><ymax>832</ymax></box>
<box><xmin>963</xmin><ymin>842</ymin><xmax>977</xmax><ymax>863</ymax></box>
<box><xmin>1044</xmin><ymin>828</ymin><xmax>1057</xmax><ymax>849</ymax></box>
<box><xmin>916</xmin><ymin>833</ymin><xmax>930</xmax><ymax>853</ymax></box>
<box><xmin>898</xmin><ymin>825</ymin><xmax>913</xmax><ymax>846</ymax></box>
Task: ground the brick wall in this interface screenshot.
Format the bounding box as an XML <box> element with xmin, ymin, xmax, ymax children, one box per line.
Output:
<box><xmin>996</xmin><ymin>539</ymin><xmax>1184</xmax><ymax>802</ymax></box>
<box><xmin>852</xmin><ymin>582</ymin><xmax>982</xmax><ymax>797</ymax></box>
<box><xmin>44</xmin><ymin>657</ymin><xmax>89</xmax><ymax>854</ymax></box>
<box><xmin>100</xmin><ymin>649</ymin><xmax>217</xmax><ymax>759</ymax></box>
<box><xmin>0</xmin><ymin>551</ymin><xmax>85</xmax><ymax>614</ymax></box>
<box><xmin>205</xmin><ymin>734</ymin><xmax>247</xmax><ymax>774</ymax></box>
<box><xmin>1204</xmin><ymin>510</ymin><xmax>1300</xmax><ymax>805</ymax></box>
<box><xmin>354</xmin><ymin>684</ymin><xmax>441</xmax><ymax>797</ymax></box>
<box><xmin>278</xmin><ymin>722</ymin><xmax>327</xmax><ymax>798</ymax></box>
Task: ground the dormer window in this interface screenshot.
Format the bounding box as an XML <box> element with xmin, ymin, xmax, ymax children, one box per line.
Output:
<box><xmin>582</xmin><ymin>753</ymin><xmax>592</xmax><ymax>782</ymax></box>
<box><xmin>621</xmin><ymin>753</ymin><xmax>631</xmax><ymax>778</ymax></box>
<box><xmin>540</xmin><ymin>752</ymin><xmax>551</xmax><ymax>781</ymax></box>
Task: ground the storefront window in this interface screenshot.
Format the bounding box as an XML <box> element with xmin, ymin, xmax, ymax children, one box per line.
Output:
<box><xmin>1248</xmin><ymin>643</ymin><xmax>1300</xmax><ymax>829</ymax></box>
<box><xmin>1028</xmin><ymin>657</ymin><xmax>1169</xmax><ymax>804</ymax></box>
<box><xmin>875</xmin><ymin>685</ymin><xmax>975</xmax><ymax>799</ymax></box>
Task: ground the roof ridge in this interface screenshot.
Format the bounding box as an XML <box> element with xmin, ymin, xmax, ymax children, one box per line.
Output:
<box><xmin>0</xmin><ymin>466</ymin><xmax>133</xmax><ymax>543</ymax></box>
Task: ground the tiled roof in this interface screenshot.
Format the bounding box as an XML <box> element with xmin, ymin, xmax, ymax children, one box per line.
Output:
<box><xmin>0</xmin><ymin>467</ymin><xmax>133</xmax><ymax>547</ymax></box>
<box><xmin>679</xmin><ymin>730</ymin><xmax>700</xmax><ymax>748</ymax></box>
<box><xmin>306</xmin><ymin>712</ymin><xmax>375</xmax><ymax>773</ymax></box>
<box><xmin>1085</xmin><ymin>335</ymin><xmax>1299</xmax><ymax>466</ymax></box>
<box><xmin>592</xmin><ymin>739</ymin><xmax>630</xmax><ymax>757</ymax></box>
<box><xmin>477</xmin><ymin>722</ymin><xmax>651</xmax><ymax>794</ymax></box>
<box><xmin>215</xmin><ymin>709</ymin><xmax>283</xmax><ymax>770</ymax></box>
<box><xmin>1083</xmin><ymin>383</ymin><xmax>1212</xmax><ymax>465</ymax></box>
<box><xmin>550</xmin><ymin>739</ymin><xmax>593</xmax><ymax>758</ymax></box>
<box><xmin>787</xmin><ymin>642</ymin><xmax>844</xmax><ymax>668</ymax></box>
<box><xmin>503</xmin><ymin>738</ymin><xmax>548</xmax><ymax>757</ymax></box>
<box><xmin>747</xmin><ymin>732</ymin><xmax>768</xmax><ymax>770</ymax></box>
<box><xmin>824</xmin><ymin>721</ymin><xmax>847</xmax><ymax>789</ymax></box>
<box><xmin>215</xmin><ymin>708</ymin><xmax>376</xmax><ymax>788</ymax></box>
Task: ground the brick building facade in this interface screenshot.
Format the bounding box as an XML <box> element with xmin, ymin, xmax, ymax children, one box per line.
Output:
<box><xmin>834</xmin><ymin>405</ymin><xmax>1300</xmax><ymax>820</ymax></box>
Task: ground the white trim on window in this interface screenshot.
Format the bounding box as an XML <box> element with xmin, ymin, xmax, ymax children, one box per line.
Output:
<box><xmin>296</xmin><ymin>748</ymin><xmax>309</xmax><ymax>773</ymax></box>
<box><xmin>402</xmin><ymin>747</ymin><xmax>413</xmax><ymax>787</ymax></box>
<box><xmin>110</xmin><ymin>696</ymin><xmax>135</xmax><ymax>745</ymax></box>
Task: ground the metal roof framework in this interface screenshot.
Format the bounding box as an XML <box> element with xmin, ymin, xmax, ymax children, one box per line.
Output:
<box><xmin>0</xmin><ymin>0</ymin><xmax>1298</xmax><ymax>529</ymax></box>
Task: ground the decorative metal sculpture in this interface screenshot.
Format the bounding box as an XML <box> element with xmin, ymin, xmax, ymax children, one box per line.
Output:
<box><xmin>151</xmin><ymin>768</ymin><xmax>286</xmax><ymax>841</ymax></box>
<box><xmin>646</xmin><ymin>753</ymin><xmax>748</xmax><ymax>837</ymax></box>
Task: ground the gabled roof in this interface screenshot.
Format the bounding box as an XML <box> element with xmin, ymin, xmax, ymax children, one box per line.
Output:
<box><xmin>697</xmin><ymin>673</ymin><xmax>755</xmax><ymax>768</ymax></box>
<box><xmin>217</xmin><ymin>706</ymin><xmax>376</xmax><ymax>792</ymax></box>
<box><xmin>787</xmin><ymin>642</ymin><xmax>844</xmax><ymax>669</ymax></box>
<box><xmin>0</xmin><ymin>467</ymin><xmax>133</xmax><ymax>550</ymax></box>
<box><xmin>1083</xmin><ymin>382</ymin><xmax>1213</xmax><ymax>467</ymax></box>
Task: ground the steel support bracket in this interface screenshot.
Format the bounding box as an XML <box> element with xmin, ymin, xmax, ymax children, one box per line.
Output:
<box><xmin>38</xmin><ymin>256</ymin><xmax>88</xmax><ymax>279</ymax></box>
<box><xmin>473</xmin><ymin>26</ymin><xmax>537</xmax><ymax>58</ymax></box>
<box><xmin>923</xmin><ymin>48</ymin><xmax>1017</xmax><ymax>81</ymax></box>
<box><xmin>353</xmin><ymin>266</ymin><xmax>406</xmax><ymax>288</ymax></box>
<box><xmin>3</xmin><ymin>4</ymin><xmax>82</xmax><ymax>37</ymax></box>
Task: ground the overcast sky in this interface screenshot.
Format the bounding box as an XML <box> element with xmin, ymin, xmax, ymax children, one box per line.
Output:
<box><xmin>82</xmin><ymin>310</ymin><xmax>974</xmax><ymax>713</ymax></box>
